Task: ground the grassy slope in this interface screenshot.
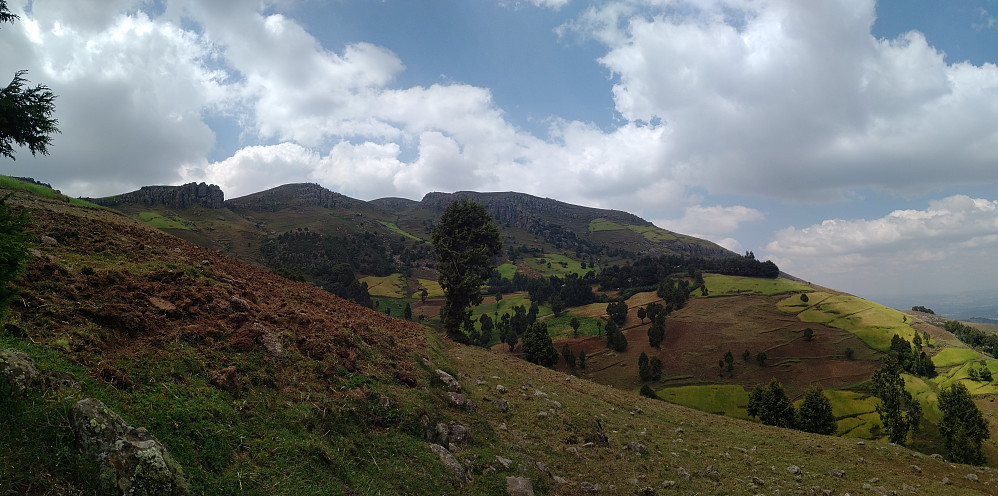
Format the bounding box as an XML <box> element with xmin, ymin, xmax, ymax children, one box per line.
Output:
<box><xmin>3</xmin><ymin>188</ymin><xmax>998</xmax><ymax>493</ymax></box>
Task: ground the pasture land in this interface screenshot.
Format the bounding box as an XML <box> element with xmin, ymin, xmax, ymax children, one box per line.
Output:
<box><xmin>522</xmin><ymin>253</ymin><xmax>595</xmax><ymax>277</ymax></box>
<box><xmin>377</xmin><ymin>220</ymin><xmax>421</xmax><ymax>240</ymax></box>
<box><xmin>702</xmin><ymin>274</ymin><xmax>813</xmax><ymax>297</ymax></box>
<box><xmin>779</xmin><ymin>292</ymin><xmax>917</xmax><ymax>351</ymax></box>
<box><xmin>656</xmin><ymin>384</ymin><xmax>751</xmax><ymax>419</ymax></box>
<box><xmin>361</xmin><ymin>274</ymin><xmax>405</xmax><ymax>297</ymax></box>
<box><xmin>136</xmin><ymin>212</ymin><xmax>191</xmax><ymax>230</ymax></box>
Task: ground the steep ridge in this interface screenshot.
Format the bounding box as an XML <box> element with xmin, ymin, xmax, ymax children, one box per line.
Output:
<box><xmin>86</xmin><ymin>182</ymin><xmax>224</xmax><ymax>209</ymax></box>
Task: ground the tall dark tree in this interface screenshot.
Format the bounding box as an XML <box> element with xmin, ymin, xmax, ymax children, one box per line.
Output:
<box><xmin>0</xmin><ymin>4</ymin><xmax>60</xmax><ymax>160</ymax></box>
<box><xmin>747</xmin><ymin>379</ymin><xmax>796</xmax><ymax>429</ymax></box>
<box><xmin>522</xmin><ymin>322</ymin><xmax>558</xmax><ymax>367</ymax></box>
<box><xmin>569</xmin><ymin>316</ymin><xmax>581</xmax><ymax>337</ymax></box>
<box><xmin>648</xmin><ymin>314</ymin><xmax>665</xmax><ymax>348</ymax></box>
<box><xmin>479</xmin><ymin>313</ymin><xmax>494</xmax><ymax>347</ymax></box>
<box><xmin>797</xmin><ymin>386</ymin><xmax>837</xmax><ymax>435</ymax></box>
<box><xmin>938</xmin><ymin>382</ymin><xmax>990</xmax><ymax>465</ymax></box>
<box><xmin>561</xmin><ymin>344</ymin><xmax>576</xmax><ymax>370</ymax></box>
<box><xmin>578</xmin><ymin>349</ymin><xmax>587</xmax><ymax>369</ymax></box>
<box><xmin>432</xmin><ymin>199</ymin><xmax>502</xmax><ymax>342</ymax></box>
<box><xmin>605</xmin><ymin>318</ymin><xmax>627</xmax><ymax>352</ymax></box>
<box><xmin>872</xmin><ymin>355</ymin><xmax>921</xmax><ymax>446</ymax></box>
<box><xmin>607</xmin><ymin>300</ymin><xmax>627</xmax><ymax>325</ymax></box>
<box><xmin>637</xmin><ymin>306</ymin><xmax>646</xmax><ymax>324</ymax></box>
<box><xmin>649</xmin><ymin>356</ymin><xmax>663</xmax><ymax>381</ymax></box>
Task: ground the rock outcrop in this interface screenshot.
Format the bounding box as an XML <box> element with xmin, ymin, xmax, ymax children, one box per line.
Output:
<box><xmin>87</xmin><ymin>183</ymin><xmax>224</xmax><ymax>209</ymax></box>
<box><xmin>70</xmin><ymin>398</ymin><xmax>189</xmax><ymax>496</ymax></box>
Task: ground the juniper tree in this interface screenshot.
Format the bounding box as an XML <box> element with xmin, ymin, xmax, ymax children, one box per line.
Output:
<box><xmin>797</xmin><ymin>386</ymin><xmax>837</xmax><ymax>435</ymax></box>
<box><xmin>938</xmin><ymin>382</ymin><xmax>990</xmax><ymax>465</ymax></box>
<box><xmin>872</xmin><ymin>355</ymin><xmax>921</xmax><ymax>446</ymax></box>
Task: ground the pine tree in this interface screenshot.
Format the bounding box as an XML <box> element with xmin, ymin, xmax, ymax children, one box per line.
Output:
<box><xmin>797</xmin><ymin>386</ymin><xmax>837</xmax><ymax>435</ymax></box>
<box><xmin>872</xmin><ymin>355</ymin><xmax>921</xmax><ymax>446</ymax></box>
<box><xmin>938</xmin><ymin>382</ymin><xmax>990</xmax><ymax>465</ymax></box>
<box><xmin>747</xmin><ymin>379</ymin><xmax>796</xmax><ymax>428</ymax></box>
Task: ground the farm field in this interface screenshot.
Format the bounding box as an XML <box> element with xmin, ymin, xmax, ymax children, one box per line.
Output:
<box><xmin>522</xmin><ymin>253</ymin><xmax>596</xmax><ymax>277</ymax></box>
<box><xmin>779</xmin><ymin>292</ymin><xmax>918</xmax><ymax>351</ymax></box>
<box><xmin>656</xmin><ymin>384</ymin><xmax>751</xmax><ymax>419</ymax></box>
<box><xmin>361</xmin><ymin>274</ymin><xmax>405</xmax><ymax>297</ymax></box>
<box><xmin>702</xmin><ymin>274</ymin><xmax>813</xmax><ymax>296</ymax></box>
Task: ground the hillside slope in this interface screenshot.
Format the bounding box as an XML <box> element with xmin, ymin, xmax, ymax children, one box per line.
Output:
<box><xmin>2</xmin><ymin>184</ymin><xmax>996</xmax><ymax>494</ymax></box>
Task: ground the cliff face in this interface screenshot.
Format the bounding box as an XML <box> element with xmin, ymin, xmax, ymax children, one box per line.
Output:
<box><xmin>226</xmin><ymin>183</ymin><xmax>360</xmax><ymax>212</ymax></box>
<box><xmin>88</xmin><ymin>183</ymin><xmax>224</xmax><ymax>209</ymax></box>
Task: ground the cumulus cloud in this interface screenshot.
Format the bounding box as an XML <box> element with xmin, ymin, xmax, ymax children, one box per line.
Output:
<box><xmin>764</xmin><ymin>195</ymin><xmax>998</xmax><ymax>295</ymax></box>
<box><xmin>657</xmin><ymin>204</ymin><xmax>764</xmax><ymax>236</ymax></box>
<box><xmin>571</xmin><ymin>0</ymin><xmax>998</xmax><ymax>201</ymax></box>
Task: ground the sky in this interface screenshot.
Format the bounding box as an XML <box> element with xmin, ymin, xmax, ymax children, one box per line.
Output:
<box><xmin>3</xmin><ymin>0</ymin><xmax>998</xmax><ymax>310</ymax></box>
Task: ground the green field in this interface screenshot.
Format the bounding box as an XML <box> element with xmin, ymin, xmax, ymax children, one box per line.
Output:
<box><xmin>656</xmin><ymin>384</ymin><xmax>751</xmax><ymax>419</ymax></box>
<box><xmin>932</xmin><ymin>348</ymin><xmax>980</xmax><ymax>368</ymax></box>
<box><xmin>415</xmin><ymin>279</ymin><xmax>444</xmax><ymax>298</ymax></box>
<box><xmin>542</xmin><ymin>313</ymin><xmax>605</xmax><ymax>339</ymax></box>
<box><xmin>378</xmin><ymin>221</ymin><xmax>421</xmax><ymax>240</ymax></box>
<box><xmin>136</xmin><ymin>212</ymin><xmax>191</xmax><ymax>230</ymax></box>
<box><xmin>932</xmin><ymin>360</ymin><xmax>998</xmax><ymax>395</ymax></box>
<box><xmin>496</xmin><ymin>263</ymin><xmax>517</xmax><ymax>280</ymax></box>
<box><xmin>701</xmin><ymin>274</ymin><xmax>813</xmax><ymax>296</ymax></box>
<box><xmin>778</xmin><ymin>292</ymin><xmax>917</xmax><ymax>351</ymax></box>
<box><xmin>522</xmin><ymin>253</ymin><xmax>595</xmax><ymax>277</ymax></box>
<box><xmin>361</xmin><ymin>274</ymin><xmax>405</xmax><ymax>297</ymax></box>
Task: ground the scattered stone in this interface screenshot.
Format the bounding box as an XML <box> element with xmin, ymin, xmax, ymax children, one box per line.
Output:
<box><xmin>828</xmin><ymin>469</ymin><xmax>845</xmax><ymax>479</ymax></box>
<box><xmin>580</xmin><ymin>481</ymin><xmax>602</xmax><ymax>493</ymax></box>
<box><xmin>230</xmin><ymin>297</ymin><xmax>252</xmax><ymax>312</ymax></box>
<box><xmin>448</xmin><ymin>392</ymin><xmax>474</xmax><ymax>409</ymax></box>
<box><xmin>537</xmin><ymin>411</ymin><xmax>548</xmax><ymax>418</ymax></box>
<box><xmin>675</xmin><ymin>427</ymin><xmax>684</xmax><ymax>435</ymax></box>
<box><xmin>534</xmin><ymin>389</ymin><xmax>548</xmax><ymax>398</ymax></box>
<box><xmin>856</xmin><ymin>441</ymin><xmax>865</xmax><ymax>445</ymax></box>
<box><xmin>549</xmin><ymin>400</ymin><xmax>562</xmax><ymax>409</ymax></box>
<box><xmin>565</xmin><ymin>447</ymin><xmax>579</xmax><ymax>457</ymax></box>
<box><xmin>931</xmin><ymin>453</ymin><xmax>944</xmax><ymax>461</ymax></box>
<box><xmin>553</xmin><ymin>475</ymin><xmax>568</xmax><ymax>484</ymax></box>
<box><xmin>704</xmin><ymin>465</ymin><xmax>720</xmax><ymax>481</ymax></box>
<box><xmin>497</xmin><ymin>384</ymin><xmax>507</xmax><ymax>394</ymax></box>
<box><xmin>662</xmin><ymin>480</ymin><xmax>676</xmax><ymax>488</ymax></box>
<box><xmin>902</xmin><ymin>483</ymin><xmax>916</xmax><ymax>493</ymax></box>
<box><xmin>253</xmin><ymin>323</ymin><xmax>283</xmax><ymax>357</ymax></box>
<box><xmin>208</xmin><ymin>366</ymin><xmax>238</xmax><ymax>393</ymax></box>
<box><xmin>429</xmin><ymin>444</ymin><xmax>467</xmax><ymax>484</ymax></box>
<box><xmin>752</xmin><ymin>476</ymin><xmax>765</xmax><ymax>486</ymax></box>
<box><xmin>70</xmin><ymin>398</ymin><xmax>189</xmax><ymax>495</ymax></box>
<box><xmin>966</xmin><ymin>473</ymin><xmax>979</xmax><ymax>482</ymax></box>
<box><xmin>496</xmin><ymin>456</ymin><xmax>513</xmax><ymax>469</ymax></box>
<box><xmin>627</xmin><ymin>442</ymin><xmax>649</xmax><ymax>455</ymax></box>
<box><xmin>506</xmin><ymin>476</ymin><xmax>534</xmax><ymax>496</ymax></box>
<box><xmin>149</xmin><ymin>297</ymin><xmax>176</xmax><ymax>312</ymax></box>
<box><xmin>862</xmin><ymin>483</ymin><xmax>890</xmax><ymax>495</ymax></box>
<box><xmin>40</xmin><ymin>235</ymin><xmax>58</xmax><ymax>245</ymax></box>
<box><xmin>449</xmin><ymin>423</ymin><xmax>469</xmax><ymax>444</ymax></box>
<box><xmin>0</xmin><ymin>349</ymin><xmax>39</xmax><ymax>395</ymax></box>
<box><xmin>677</xmin><ymin>467</ymin><xmax>690</xmax><ymax>479</ymax></box>
<box><xmin>636</xmin><ymin>487</ymin><xmax>657</xmax><ymax>496</ymax></box>
<box><xmin>536</xmin><ymin>461</ymin><xmax>548</xmax><ymax>473</ymax></box>
<box><xmin>435</xmin><ymin>369</ymin><xmax>462</xmax><ymax>391</ymax></box>
<box><xmin>494</xmin><ymin>398</ymin><xmax>510</xmax><ymax>413</ymax></box>
<box><xmin>942</xmin><ymin>477</ymin><xmax>951</xmax><ymax>485</ymax></box>
<box><xmin>910</xmin><ymin>465</ymin><xmax>921</xmax><ymax>474</ymax></box>
<box><xmin>476</xmin><ymin>378</ymin><xmax>486</xmax><ymax>386</ymax></box>
<box><xmin>787</xmin><ymin>465</ymin><xmax>801</xmax><ymax>474</ymax></box>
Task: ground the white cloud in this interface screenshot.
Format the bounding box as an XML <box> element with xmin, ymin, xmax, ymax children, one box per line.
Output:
<box><xmin>764</xmin><ymin>195</ymin><xmax>998</xmax><ymax>294</ymax></box>
<box><xmin>657</xmin><ymin>204</ymin><xmax>764</xmax><ymax>236</ymax></box>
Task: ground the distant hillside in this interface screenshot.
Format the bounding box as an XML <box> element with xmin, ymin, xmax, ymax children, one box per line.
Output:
<box><xmin>1</xmin><ymin>180</ymin><xmax>994</xmax><ymax>495</ymax></box>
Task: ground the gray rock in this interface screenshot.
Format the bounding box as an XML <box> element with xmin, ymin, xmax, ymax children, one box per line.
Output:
<box><xmin>677</xmin><ymin>467</ymin><xmax>690</xmax><ymax>479</ymax></box>
<box><xmin>40</xmin><ymin>235</ymin><xmax>59</xmax><ymax>245</ymax></box>
<box><xmin>828</xmin><ymin>469</ymin><xmax>845</xmax><ymax>479</ymax></box>
<box><xmin>506</xmin><ymin>476</ymin><xmax>534</xmax><ymax>496</ymax></box>
<box><xmin>449</xmin><ymin>422</ymin><xmax>469</xmax><ymax>444</ymax></box>
<box><xmin>496</xmin><ymin>455</ymin><xmax>513</xmax><ymax>469</ymax></box>
<box><xmin>662</xmin><ymin>480</ymin><xmax>676</xmax><ymax>488</ymax></box>
<box><xmin>910</xmin><ymin>465</ymin><xmax>921</xmax><ymax>474</ymax></box>
<box><xmin>429</xmin><ymin>444</ymin><xmax>467</xmax><ymax>484</ymax></box>
<box><xmin>497</xmin><ymin>384</ymin><xmax>507</xmax><ymax>394</ymax></box>
<box><xmin>931</xmin><ymin>453</ymin><xmax>944</xmax><ymax>461</ymax></box>
<box><xmin>553</xmin><ymin>475</ymin><xmax>568</xmax><ymax>484</ymax></box>
<box><xmin>580</xmin><ymin>481</ymin><xmax>602</xmax><ymax>493</ymax></box>
<box><xmin>627</xmin><ymin>441</ymin><xmax>649</xmax><ymax>454</ymax></box>
<box><xmin>787</xmin><ymin>465</ymin><xmax>801</xmax><ymax>474</ymax></box>
<box><xmin>942</xmin><ymin>477</ymin><xmax>951</xmax><ymax>485</ymax></box>
<box><xmin>494</xmin><ymin>398</ymin><xmax>510</xmax><ymax>413</ymax></box>
<box><xmin>0</xmin><ymin>349</ymin><xmax>39</xmax><ymax>395</ymax></box>
<box><xmin>70</xmin><ymin>398</ymin><xmax>189</xmax><ymax>495</ymax></box>
<box><xmin>752</xmin><ymin>476</ymin><xmax>765</xmax><ymax>486</ymax></box>
<box><xmin>636</xmin><ymin>487</ymin><xmax>657</xmax><ymax>496</ymax></box>
<box><xmin>253</xmin><ymin>323</ymin><xmax>283</xmax><ymax>357</ymax></box>
<box><xmin>448</xmin><ymin>392</ymin><xmax>473</xmax><ymax>409</ymax></box>
<box><xmin>966</xmin><ymin>473</ymin><xmax>979</xmax><ymax>482</ymax></box>
<box><xmin>435</xmin><ymin>369</ymin><xmax>462</xmax><ymax>391</ymax></box>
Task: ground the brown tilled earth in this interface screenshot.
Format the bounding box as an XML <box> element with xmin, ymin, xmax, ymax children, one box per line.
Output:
<box><xmin>8</xmin><ymin>194</ymin><xmax>425</xmax><ymax>393</ymax></box>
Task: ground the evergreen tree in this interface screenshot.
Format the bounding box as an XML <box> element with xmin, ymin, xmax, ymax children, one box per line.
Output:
<box><xmin>637</xmin><ymin>307</ymin><xmax>646</xmax><ymax>324</ymax></box>
<box><xmin>938</xmin><ymin>382</ymin><xmax>990</xmax><ymax>465</ymax></box>
<box><xmin>648</xmin><ymin>314</ymin><xmax>665</xmax><ymax>348</ymax></box>
<box><xmin>742</xmin><ymin>349</ymin><xmax>751</xmax><ymax>361</ymax></box>
<box><xmin>432</xmin><ymin>199</ymin><xmax>502</xmax><ymax>342</ymax></box>
<box><xmin>872</xmin><ymin>355</ymin><xmax>921</xmax><ymax>446</ymax></box>
<box><xmin>522</xmin><ymin>322</ymin><xmax>558</xmax><ymax>367</ymax></box>
<box><xmin>403</xmin><ymin>302</ymin><xmax>413</xmax><ymax>320</ymax></box>
<box><xmin>562</xmin><ymin>344</ymin><xmax>576</xmax><ymax>369</ymax></box>
<box><xmin>649</xmin><ymin>356</ymin><xmax>663</xmax><ymax>381</ymax></box>
<box><xmin>756</xmin><ymin>351</ymin><xmax>768</xmax><ymax>366</ymax></box>
<box><xmin>605</xmin><ymin>319</ymin><xmax>627</xmax><ymax>352</ymax></box>
<box><xmin>797</xmin><ymin>386</ymin><xmax>837</xmax><ymax>435</ymax></box>
<box><xmin>803</xmin><ymin>327</ymin><xmax>813</xmax><ymax>341</ymax></box>
<box><xmin>569</xmin><ymin>316</ymin><xmax>581</xmax><ymax>337</ymax></box>
<box><xmin>638</xmin><ymin>352</ymin><xmax>651</xmax><ymax>381</ymax></box>
<box><xmin>747</xmin><ymin>379</ymin><xmax>796</xmax><ymax>428</ymax></box>
<box><xmin>578</xmin><ymin>349</ymin><xmax>586</xmax><ymax>369</ymax></box>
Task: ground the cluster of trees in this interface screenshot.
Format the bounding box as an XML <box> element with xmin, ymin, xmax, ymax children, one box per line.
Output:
<box><xmin>263</xmin><ymin>229</ymin><xmax>430</xmax><ymax>280</ymax></box>
<box><xmin>747</xmin><ymin>380</ymin><xmax>837</xmax><ymax>435</ymax></box>
<box><xmin>521</xmin><ymin>322</ymin><xmax>558</xmax><ymax>367</ymax></box>
<box><xmin>888</xmin><ymin>334</ymin><xmax>935</xmax><ymax>377</ymax></box>
<box><xmin>488</xmin><ymin>271</ymin><xmax>598</xmax><ymax>312</ymax></box>
<box><xmin>911</xmin><ymin>305</ymin><xmax>935</xmax><ymax>314</ymax></box>
<box><xmin>598</xmin><ymin>253</ymin><xmax>779</xmax><ymax>291</ymax></box>
<box><xmin>496</xmin><ymin>303</ymin><xmax>540</xmax><ymax>351</ymax></box>
<box><xmin>946</xmin><ymin>321</ymin><xmax>998</xmax><ymax>356</ymax></box>
<box><xmin>561</xmin><ymin>344</ymin><xmax>585</xmax><ymax>371</ymax></box>
<box><xmin>638</xmin><ymin>352</ymin><xmax>663</xmax><ymax>381</ymax></box>
<box><xmin>872</xmin><ymin>355</ymin><xmax>922</xmax><ymax>445</ymax></box>
<box><xmin>605</xmin><ymin>319</ymin><xmax>627</xmax><ymax>352</ymax></box>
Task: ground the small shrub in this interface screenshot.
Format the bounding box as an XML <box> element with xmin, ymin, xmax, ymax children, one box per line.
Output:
<box><xmin>80</xmin><ymin>266</ymin><xmax>95</xmax><ymax>276</ymax></box>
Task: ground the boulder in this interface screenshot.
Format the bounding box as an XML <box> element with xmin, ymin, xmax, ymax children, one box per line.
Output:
<box><xmin>0</xmin><ymin>349</ymin><xmax>39</xmax><ymax>394</ymax></box>
<box><xmin>70</xmin><ymin>398</ymin><xmax>189</xmax><ymax>495</ymax></box>
<box><xmin>435</xmin><ymin>369</ymin><xmax>462</xmax><ymax>391</ymax></box>
<box><xmin>506</xmin><ymin>476</ymin><xmax>534</xmax><ymax>496</ymax></box>
<box><xmin>429</xmin><ymin>444</ymin><xmax>467</xmax><ymax>484</ymax></box>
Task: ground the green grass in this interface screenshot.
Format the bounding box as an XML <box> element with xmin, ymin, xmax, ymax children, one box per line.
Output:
<box><xmin>588</xmin><ymin>218</ymin><xmax>711</xmax><ymax>245</ymax></box>
<box><xmin>373</xmin><ymin>296</ymin><xmax>408</xmax><ymax>318</ymax></box>
<box><xmin>378</xmin><ymin>221</ymin><xmax>421</xmax><ymax>240</ymax></box>
<box><xmin>496</xmin><ymin>263</ymin><xmax>517</xmax><ymax>280</ymax></box>
<box><xmin>361</xmin><ymin>274</ymin><xmax>405</xmax><ymax>297</ymax></box>
<box><xmin>415</xmin><ymin>279</ymin><xmax>444</xmax><ymax>298</ymax></box>
<box><xmin>0</xmin><ymin>175</ymin><xmax>100</xmax><ymax>208</ymax></box>
<box><xmin>932</xmin><ymin>347</ymin><xmax>980</xmax><ymax>368</ymax></box>
<box><xmin>522</xmin><ymin>253</ymin><xmax>595</xmax><ymax>277</ymax></box>
<box><xmin>542</xmin><ymin>313</ymin><xmax>605</xmax><ymax>339</ymax></box>
<box><xmin>778</xmin><ymin>292</ymin><xmax>917</xmax><ymax>351</ymax></box>
<box><xmin>656</xmin><ymin>384</ymin><xmax>751</xmax><ymax>419</ymax></box>
<box><xmin>701</xmin><ymin>274</ymin><xmax>813</xmax><ymax>296</ymax></box>
<box><xmin>903</xmin><ymin>374</ymin><xmax>942</xmax><ymax>424</ymax></box>
<box><xmin>136</xmin><ymin>211</ymin><xmax>192</xmax><ymax>230</ymax></box>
